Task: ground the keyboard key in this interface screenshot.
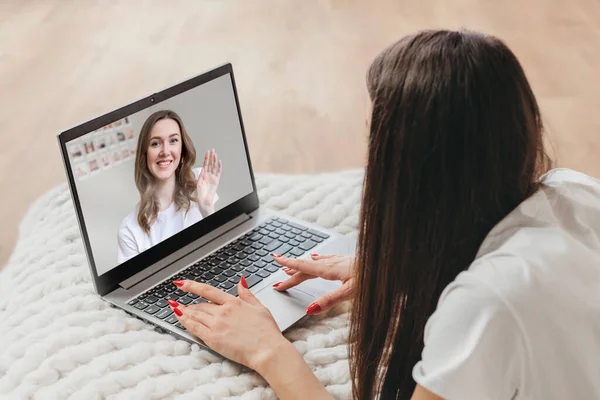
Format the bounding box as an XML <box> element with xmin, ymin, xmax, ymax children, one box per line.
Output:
<box><xmin>127</xmin><ymin>299</ymin><xmax>139</xmax><ymax>306</ymax></box>
<box><xmin>202</xmin><ymin>272</ymin><xmax>215</xmax><ymax>280</ymax></box>
<box><xmin>256</xmin><ymin>249</ymin><xmax>268</xmax><ymax>257</ymax></box>
<box><xmin>285</xmin><ymin>232</ymin><xmax>296</xmax><ymax>239</ymax></box>
<box><xmin>309</xmin><ymin>229</ymin><xmax>330</xmax><ymax>239</ymax></box>
<box><xmin>254</xmin><ymin>260</ymin><xmax>267</xmax><ymax>268</ymax></box>
<box><xmin>165</xmin><ymin>315</ymin><xmax>179</xmax><ymax>324</ymax></box>
<box><xmin>259</xmin><ymin>229</ymin><xmax>270</xmax><ymax>235</ymax></box>
<box><xmin>289</xmin><ymin>239</ymin><xmax>300</xmax><ymax>247</ymax></box>
<box><xmin>145</xmin><ymin>305</ymin><xmax>161</xmax><ymax>315</ymax></box>
<box><xmin>235</xmin><ymin>252</ymin><xmax>247</xmax><ymax>260</ymax></box>
<box><xmin>194</xmin><ymin>276</ymin><xmax>206</xmax><ymax>283</ymax></box>
<box><xmin>259</xmin><ymin>236</ymin><xmax>274</xmax><ymax>245</ymax></box>
<box><xmin>265</xmin><ymin>240</ymin><xmax>283</xmax><ymax>252</ymax></box>
<box><xmin>265</xmin><ymin>264</ymin><xmax>279</xmax><ymax>273</ymax></box>
<box><xmin>299</xmin><ymin>240</ymin><xmax>317</xmax><ymax>251</ymax></box>
<box><xmin>208</xmin><ymin>279</ymin><xmax>221</xmax><ymax>287</ymax></box>
<box><xmin>183</xmin><ymin>273</ymin><xmax>195</xmax><ymax>280</ymax></box>
<box><xmin>248</xmin><ymin>254</ymin><xmax>260</xmax><ymax>262</ymax></box>
<box><xmin>231</xmin><ymin>265</ymin><xmax>243</xmax><ymax>272</ymax></box>
<box><xmin>250</xmin><ymin>233</ymin><xmax>263</xmax><ymax>241</ymax></box>
<box><xmin>188</xmin><ymin>293</ymin><xmax>199</xmax><ymax>299</ymax></box>
<box><xmin>214</xmin><ymin>275</ymin><xmax>227</xmax><ymax>282</ymax></box>
<box><xmin>295</xmin><ymin>236</ymin><xmax>306</xmax><ymax>243</ymax></box>
<box><xmin>210</xmin><ymin>267</ymin><xmax>224</xmax><ymax>275</ymax></box>
<box><xmin>256</xmin><ymin>270</ymin><xmax>270</xmax><ymax>278</ymax></box>
<box><xmin>279</xmin><ymin>218</ymin><xmax>289</xmax><ymax>223</ymax></box>
<box><xmin>301</xmin><ymin>231</ymin><xmax>312</xmax><ymax>238</ymax></box>
<box><xmin>178</xmin><ymin>297</ymin><xmax>192</xmax><ymax>305</ymax></box>
<box><xmin>216</xmin><ymin>254</ymin><xmax>228</xmax><ymax>261</ymax></box>
<box><xmin>174</xmin><ymin>289</ymin><xmax>186</xmax><ymax>297</ymax></box>
<box><xmin>275</xmin><ymin>228</ymin><xmax>286</xmax><ymax>235</ymax></box>
<box><xmin>245</xmin><ymin>266</ymin><xmax>259</xmax><ymax>273</ymax></box>
<box><xmin>243</xmin><ymin>247</ymin><xmax>255</xmax><ymax>255</ymax></box>
<box><xmin>228</xmin><ymin>276</ymin><xmax>241</xmax><ymax>284</ymax></box>
<box><xmin>290</xmin><ymin>248</ymin><xmax>305</xmax><ymax>257</ymax></box>
<box><xmin>251</xmin><ymin>242</ymin><xmax>263</xmax><ymax>250</ymax></box>
<box><xmin>272</xmin><ymin>221</ymin><xmax>283</xmax><ymax>228</ymax></box>
<box><xmin>240</xmin><ymin>259</ymin><xmax>252</xmax><ymax>267</ymax></box>
<box><xmin>312</xmin><ymin>236</ymin><xmax>324</xmax><ymax>243</ymax></box>
<box><xmin>134</xmin><ymin>301</ymin><xmax>149</xmax><ymax>310</ymax></box>
<box><xmin>145</xmin><ymin>295</ymin><xmax>159</xmax><ymax>304</ymax></box>
<box><xmin>278</xmin><ymin>244</ymin><xmax>293</xmax><ymax>256</ymax></box>
<box><xmin>288</xmin><ymin>222</ymin><xmax>307</xmax><ymax>231</ymax></box>
<box><xmin>265</xmin><ymin>225</ymin><xmax>276</xmax><ymax>232</ymax></box>
<box><xmin>245</xmin><ymin>275</ymin><xmax>263</xmax><ymax>288</ymax></box>
<box><xmin>156</xmin><ymin>308</ymin><xmax>173</xmax><ymax>319</ymax></box>
<box><xmin>190</xmin><ymin>270</ymin><xmax>202</xmax><ymax>277</ymax></box>
<box><xmin>262</xmin><ymin>254</ymin><xmax>275</xmax><ymax>263</ymax></box>
<box><xmin>138</xmin><ymin>294</ymin><xmax>148</xmax><ymax>300</ymax></box>
<box><xmin>223</xmin><ymin>270</ymin><xmax>235</xmax><ymax>277</ymax></box>
<box><xmin>156</xmin><ymin>299</ymin><xmax>169</xmax><ymax>308</ymax></box>
<box><xmin>219</xmin><ymin>281</ymin><xmax>234</xmax><ymax>290</ymax></box>
<box><xmin>227</xmin><ymin>286</ymin><xmax>239</xmax><ymax>297</ymax></box>
<box><xmin>175</xmin><ymin>322</ymin><xmax>185</xmax><ymax>330</ymax></box>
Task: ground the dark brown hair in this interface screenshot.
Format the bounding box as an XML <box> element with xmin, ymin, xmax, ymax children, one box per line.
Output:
<box><xmin>349</xmin><ymin>30</ymin><xmax>552</xmax><ymax>399</ymax></box>
<box><xmin>134</xmin><ymin>110</ymin><xmax>197</xmax><ymax>234</ymax></box>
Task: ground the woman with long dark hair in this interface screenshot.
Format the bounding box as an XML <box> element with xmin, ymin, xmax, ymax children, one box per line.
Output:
<box><xmin>166</xmin><ymin>30</ymin><xmax>600</xmax><ymax>399</ymax></box>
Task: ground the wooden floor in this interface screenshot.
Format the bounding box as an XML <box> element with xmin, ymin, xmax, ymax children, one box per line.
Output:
<box><xmin>1</xmin><ymin>0</ymin><xmax>600</xmax><ymax>268</ymax></box>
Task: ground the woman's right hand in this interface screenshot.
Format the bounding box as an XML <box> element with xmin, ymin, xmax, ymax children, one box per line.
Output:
<box><xmin>272</xmin><ymin>254</ymin><xmax>355</xmax><ymax>315</ymax></box>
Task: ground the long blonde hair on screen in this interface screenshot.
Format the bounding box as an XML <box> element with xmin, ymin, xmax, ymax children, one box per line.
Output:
<box><xmin>134</xmin><ymin>110</ymin><xmax>197</xmax><ymax>235</ymax></box>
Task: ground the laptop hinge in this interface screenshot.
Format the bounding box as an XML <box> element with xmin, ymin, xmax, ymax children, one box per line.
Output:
<box><xmin>119</xmin><ymin>213</ymin><xmax>252</xmax><ymax>290</ymax></box>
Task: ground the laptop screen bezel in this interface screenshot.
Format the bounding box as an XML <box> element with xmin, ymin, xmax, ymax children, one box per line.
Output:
<box><xmin>57</xmin><ymin>63</ymin><xmax>259</xmax><ymax>296</ymax></box>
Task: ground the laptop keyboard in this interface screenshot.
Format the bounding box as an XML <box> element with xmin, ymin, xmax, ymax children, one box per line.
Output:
<box><xmin>126</xmin><ymin>217</ymin><xmax>330</xmax><ymax>331</ymax></box>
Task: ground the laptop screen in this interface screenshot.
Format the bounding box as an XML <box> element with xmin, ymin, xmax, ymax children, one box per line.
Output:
<box><xmin>64</xmin><ymin>73</ymin><xmax>254</xmax><ymax>276</ymax></box>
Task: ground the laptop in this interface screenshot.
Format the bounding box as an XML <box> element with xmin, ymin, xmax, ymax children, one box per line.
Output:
<box><xmin>57</xmin><ymin>63</ymin><xmax>356</xmax><ymax>351</ymax></box>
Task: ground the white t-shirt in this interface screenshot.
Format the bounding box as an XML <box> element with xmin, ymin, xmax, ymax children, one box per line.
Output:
<box><xmin>413</xmin><ymin>168</ymin><xmax>600</xmax><ymax>399</ymax></box>
<box><xmin>117</xmin><ymin>168</ymin><xmax>218</xmax><ymax>264</ymax></box>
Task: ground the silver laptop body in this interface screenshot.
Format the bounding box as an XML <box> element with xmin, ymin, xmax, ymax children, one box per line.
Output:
<box><xmin>57</xmin><ymin>63</ymin><xmax>356</xmax><ymax>352</ymax></box>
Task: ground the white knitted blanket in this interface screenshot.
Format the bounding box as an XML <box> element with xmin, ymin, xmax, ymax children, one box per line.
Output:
<box><xmin>0</xmin><ymin>170</ymin><xmax>363</xmax><ymax>400</ymax></box>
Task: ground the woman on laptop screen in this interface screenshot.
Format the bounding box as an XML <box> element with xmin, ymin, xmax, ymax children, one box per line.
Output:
<box><xmin>117</xmin><ymin>110</ymin><xmax>221</xmax><ymax>264</ymax></box>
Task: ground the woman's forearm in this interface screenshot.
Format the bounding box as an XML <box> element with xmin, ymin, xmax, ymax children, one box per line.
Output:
<box><xmin>254</xmin><ymin>340</ymin><xmax>333</xmax><ymax>400</ymax></box>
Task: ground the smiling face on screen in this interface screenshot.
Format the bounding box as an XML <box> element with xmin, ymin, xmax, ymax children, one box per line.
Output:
<box><xmin>145</xmin><ymin>118</ymin><xmax>182</xmax><ymax>181</ymax></box>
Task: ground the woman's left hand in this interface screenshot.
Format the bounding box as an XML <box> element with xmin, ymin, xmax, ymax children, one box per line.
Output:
<box><xmin>196</xmin><ymin>149</ymin><xmax>222</xmax><ymax>216</ymax></box>
<box><xmin>170</xmin><ymin>277</ymin><xmax>290</xmax><ymax>371</ymax></box>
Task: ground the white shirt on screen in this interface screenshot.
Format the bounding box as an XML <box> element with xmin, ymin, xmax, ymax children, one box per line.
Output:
<box><xmin>412</xmin><ymin>168</ymin><xmax>600</xmax><ymax>399</ymax></box>
<box><xmin>117</xmin><ymin>167</ymin><xmax>218</xmax><ymax>264</ymax></box>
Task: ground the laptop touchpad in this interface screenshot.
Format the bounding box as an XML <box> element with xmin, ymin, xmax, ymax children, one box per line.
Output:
<box><xmin>255</xmin><ymin>286</ymin><xmax>314</xmax><ymax>331</ymax></box>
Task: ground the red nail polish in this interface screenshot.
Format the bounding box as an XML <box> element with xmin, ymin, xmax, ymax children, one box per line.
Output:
<box><xmin>241</xmin><ymin>276</ymin><xmax>248</xmax><ymax>289</ymax></box>
<box><xmin>273</xmin><ymin>282</ymin><xmax>282</xmax><ymax>288</ymax></box>
<box><xmin>173</xmin><ymin>280</ymin><xmax>184</xmax><ymax>287</ymax></box>
<box><xmin>168</xmin><ymin>299</ymin><xmax>179</xmax><ymax>308</ymax></box>
<box><xmin>311</xmin><ymin>253</ymin><xmax>318</xmax><ymax>257</ymax></box>
<box><xmin>306</xmin><ymin>302</ymin><xmax>321</xmax><ymax>315</ymax></box>
<box><xmin>173</xmin><ymin>307</ymin><xmax>183</xmax><ymax>317</ymax></box>
<box><xmin>271</xmin><ymin>253</ymin><xmax>280</xmax><ymax>258</ymax></box>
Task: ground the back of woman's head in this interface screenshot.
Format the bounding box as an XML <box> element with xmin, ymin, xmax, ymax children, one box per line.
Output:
<box><xmin>350</xmin><ymin>30</ymin><xmax>551</xmax><ymax>399</ymax></box>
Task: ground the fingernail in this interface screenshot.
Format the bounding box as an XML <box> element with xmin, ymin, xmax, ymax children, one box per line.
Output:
<box><xmin>282</xmin><ymin>267</ymin><xmax>289</xmax><ymax>271</ymax></box>
<box><xmin>306</xmin><ymin>302</ymin><xmax>321</xmax><ymax>315</ymax></box>
<box><xmin>173</xmin><ymin>307</ymin><xmax>183</xmax><ymax>317</ymax></box>
<box><xmin>273</xmin><ymin>282</ymin><xmax>282</xmax><ymax>288</ymax></box>
<box><xmin>271</xmin><ymin>253</ymin><xmax>281</xmax><ymax>258</ymax></box>
<box><xmin>311</xmin><ymin>253</ymin><xmax>318</xmax><ymax>257</ymax></box>
<box><xmin>240</xmin><ymin>276</ymin><xmax>248</xmax><ymax>289</ymax></box>
<box><xmin>168</xmin><ymin>299</ymin><xmax>179</xmax><ymax>308</ymax></box>
<box><xmin>173</xmin><ymin>280</ymin><xmax>184</xmax><ymax>287</ymax></box>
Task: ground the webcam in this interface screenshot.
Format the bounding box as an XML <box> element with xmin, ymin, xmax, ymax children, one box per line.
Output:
<box><xmin>150</xmin><ymin>97</ymin><xmax>155</xmax><ymax>103</ymax></box>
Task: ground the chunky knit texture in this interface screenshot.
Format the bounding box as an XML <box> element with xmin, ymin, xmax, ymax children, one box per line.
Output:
<box><xmin>0</xmin><ymin>170</ymin><xmax>363</xmax><ymax>399</ymax></box>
